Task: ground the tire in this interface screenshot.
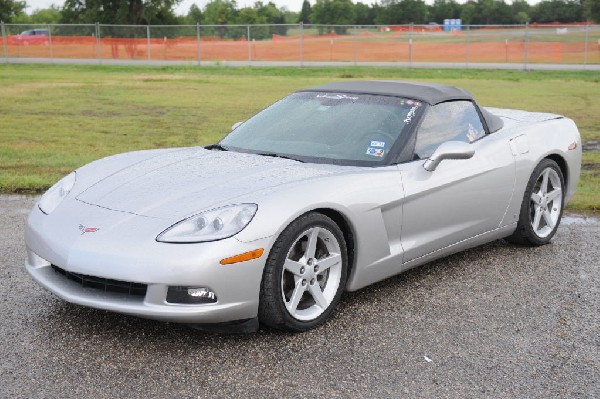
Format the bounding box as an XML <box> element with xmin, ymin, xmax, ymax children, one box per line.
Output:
<box><xmin>507</xmin><ymin>159</ymin><xmax>565</xmax><ymax>246</ymax></box>
<box><xmin>258</xmin><ymin>212</ymin><xmax>348</xmax><ymax>331</ymax></box>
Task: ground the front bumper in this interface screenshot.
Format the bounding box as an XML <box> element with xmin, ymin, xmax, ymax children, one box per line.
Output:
<box><xmin>25</xmin><ymin>199</ymin><xmax>273</xmax><ymax>324</ymax></box>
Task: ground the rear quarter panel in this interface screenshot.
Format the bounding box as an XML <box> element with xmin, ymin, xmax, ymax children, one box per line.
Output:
<box><xmin>495</xmin><ymin>113</ymin><xmax>582</xmax><ymax>224</ymax></box>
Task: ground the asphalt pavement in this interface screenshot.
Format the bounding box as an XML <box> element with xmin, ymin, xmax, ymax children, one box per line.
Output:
<box><xmin>1</xmin><ymin>195</ymin><xmax>598</xmax><ymax>398</ymax></box>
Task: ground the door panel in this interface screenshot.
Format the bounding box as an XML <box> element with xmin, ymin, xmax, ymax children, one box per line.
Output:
<box><xmin>398</xmin><ymin>134</ymin><xmax>515</xmax><ymax>263</ymax></box>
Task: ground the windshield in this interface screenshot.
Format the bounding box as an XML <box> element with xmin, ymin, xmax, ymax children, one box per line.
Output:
<box><xmin>219</xmin><ymin>91</ymin><xmax>425</xmax><ymax>166</ymax></box>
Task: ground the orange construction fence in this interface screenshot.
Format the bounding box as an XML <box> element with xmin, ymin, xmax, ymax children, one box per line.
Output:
<box><xmin>3</xmin><ymin>24</ymin><xmax>599</xmax><ymax>65</ymax></box>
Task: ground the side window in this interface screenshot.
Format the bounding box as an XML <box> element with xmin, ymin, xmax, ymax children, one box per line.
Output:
<box><xmin>414</xmin><ymin>101</ymin><xmax>486</xmax><ymax>159</ymax></box>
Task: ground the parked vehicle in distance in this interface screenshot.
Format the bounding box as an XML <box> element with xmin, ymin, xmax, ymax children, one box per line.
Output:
<box><xmin>9</xmin><ymin>29</ymin><xmax>50</xmax><ymax>45</ymax></box>
<box><xmin>24</xmin><ymin>81</ymin><xmax>582</xmax><ymax>333</ymax></box>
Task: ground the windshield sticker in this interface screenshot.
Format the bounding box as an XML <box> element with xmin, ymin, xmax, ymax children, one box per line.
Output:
<box><xmin>366</xmin><ymin>147</ymin><xmax>385</xmax><ymax>157</ymax></box>
<box><xmin>401</xmin><ymin>99</ymin><xmax>421</xmax><ymax>107</ymax></box>
<box><xmin>403</xmin><ymin>104</ymin><xmax>421</xmax><ymax>124</ymax></box>
<box><xmin>316</xmin><ymin>93</ymin><xmax>359</xmax><ymax>101</ymax></box>
<box><xmin>370</xmin><ymin>140</ymin><xmax>386</xmax><ymax>148</ymax></box>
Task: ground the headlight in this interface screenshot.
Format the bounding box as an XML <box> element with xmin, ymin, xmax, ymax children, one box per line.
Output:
<box><xmin>38</xmin><ymin>172</ymin><xmax>76</xmax><ymax>214</ymax></box>
<box><xmin>156</xmin><ymin>204</ymin><xmax>258</xmax><ymax>243</ymax></box>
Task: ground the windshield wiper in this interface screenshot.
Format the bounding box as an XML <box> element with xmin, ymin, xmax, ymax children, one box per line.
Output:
<box><xmin>205</xmin><ymin>143</ymin><xmax>229</xmax><ymax>151</ymax></box>
<box><xmin>256</xmin><ymin>152</ymin><xmax>305</xmax><ymax>163</ymax></box>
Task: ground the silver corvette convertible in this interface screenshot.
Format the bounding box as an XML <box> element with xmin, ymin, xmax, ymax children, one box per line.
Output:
<box><xmin>25</xmin><ymin>81</ymin><xmax>581</xmax><ymax>332</ymax></box>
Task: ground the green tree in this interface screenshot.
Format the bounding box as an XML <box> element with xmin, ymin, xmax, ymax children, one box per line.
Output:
<box><xmin>298</xmin><ymin>0</ymin><xmax>311</xmax><ymax>23</ymax></box>
<box><xmin>61</xmin><ymin>0</ymin><xmax>181</xmax><ymax>25</ymax></box>
<box><xmin>0</xmin><ymin>0</ymin><xmax>26</xmax><ymax>22</ymax></box>
<box><xmin>236</xmin><ymin>7</ymin><xmax>268</xmax><ymax>38</ymax></box>
<box><xmin>354</xmin><ymin>2</ymin><xmax>376</xmax><ymax>25</ymax></box>
<box><xmin>311</xmin><ymin>0</ymin><xmax>356</xmax><ymax>33</ymax></box>
<box><xmin>466</xmin><ymin>0</ymin><xmax>512</xmax><ymax>25</ymax></box>
<box><xmin>375</xmin><ymin>0</ymin><xmax>428</xmax><ymax>25</ymax></box>
<box><xmin>202</xmin><ymin>0</ymin><xmax>237</xmax><ymax>37</ymax></box>
<box><xmin>237</xmin><ymin>6</ymin><xmax>263</xmax><ymax>24</ymax></box>
<box><xmin>30</xmin><ymin>6</ymin><xmax>61</xmax><ymax>23</ymax></box>
<box><xmin>511</xmin><ymin>0</ymin><xmax>531</xmax><ymax>15</ymax></box>
<box><xmin>585</xmin><ymin>0</ymin><xmax>600</xmax><ymax>22</ymax></box>
<box><xmin>255</xmin><ymin>1</ymin><xmax>287</xmax><ymax>35</ymax></box>
<box><xmin>202</xmin><ymin>0</ymin><xmax>237</xmax><ymax>25</ymax></box>
<box><xmin>186</xmin><ymin>4</ymin><xmax>202</xmax><ymax>23</ymax></box>
<box><xmin>531</xmin><ymin>0</ymin><xmax>585</xmax><ymax>22</ymax></box>
<box><xmin>511</xmin><ymin>0</ymin><xmax>531</xmax><ymax>23</ymax></box>
<box><xmin>428</xmin><ymin>0</ymin><xmax>462</xmax><ymax>23</ymax></box>
<box><xmin>255</xmin><ymin>1</ymin><xmax>284</xmax><ymax>24</ymax></box>
<box><xmin>515</xmin><ymin>11</ymin><xmax>530</xmax><ymax>23</ymax></box>
<box><xmin>492</xmin><ymin>0</ymin><xmax>513</xmax><ymax>24</ymax></box>
<box><xmin>282</xmin><ymin>9</ymin><xmax>299</xmax><ymax>24</ymax></box>
<box><xmin>460</xmin><ymin>1</ymin><xmax>477</xmax><ymax>24</ymax></box>
<box><xmin>14</xmin><ymin>6</ymin><xmax>62</xmax><ymax>23</ymax></box>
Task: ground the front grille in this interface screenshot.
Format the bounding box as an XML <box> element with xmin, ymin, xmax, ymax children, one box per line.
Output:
<box><xmin>51</xmin><ymin>265</ymin><xmax>147</xmax><ymax>297</ymax></box>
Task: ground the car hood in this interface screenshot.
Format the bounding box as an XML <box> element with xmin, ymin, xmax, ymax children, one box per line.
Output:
<box><xmin>76</xmin><ymin>147</ymin><xmax>344</xmax><ymax>220</ymax></box>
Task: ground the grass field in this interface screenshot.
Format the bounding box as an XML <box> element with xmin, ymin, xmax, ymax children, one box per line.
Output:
<box><xmin>0</xmin><ymin>64</ymin><xmax>598</xmax><ymax>212</ymax></box>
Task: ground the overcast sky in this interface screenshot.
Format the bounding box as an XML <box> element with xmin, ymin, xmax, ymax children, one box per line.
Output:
<box><xmin>25</xmin><ymin>0</ymin><xmax>539</xmax><ymax>16</ymax></box>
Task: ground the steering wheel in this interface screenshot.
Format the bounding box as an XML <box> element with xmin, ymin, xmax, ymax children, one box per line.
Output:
<box><xmin>359</xmin><ymin>110</ymin><xmax>403</xmax><ymax>148</ymax></box>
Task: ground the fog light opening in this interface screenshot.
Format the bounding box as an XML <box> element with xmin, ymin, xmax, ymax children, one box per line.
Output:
<box><xmin>166</xmin><ymin>286</ymin><xmax>217</xmax><ymax>304</ymax></box>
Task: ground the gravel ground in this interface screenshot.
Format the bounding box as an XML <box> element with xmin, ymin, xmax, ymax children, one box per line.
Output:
<box><xmin>1</xmin><ymin>195</ymin><xmax>598</xmax><ymax>398</ymax></box>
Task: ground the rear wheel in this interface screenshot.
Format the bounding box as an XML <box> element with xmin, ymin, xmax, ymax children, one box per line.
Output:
<box><xmin>259</xmin><ymin>212</ymin><xmax>348</xmax><ymax>331</ymax></box>
<box><xmin>507</xmin><ymin>159</ymin><xmax>564</xmax><ymax>246</ymax></box>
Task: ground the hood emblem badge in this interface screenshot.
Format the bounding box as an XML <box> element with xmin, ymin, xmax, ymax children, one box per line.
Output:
<box><xmin>79</xmin><ymin>224</ymin><xmax>100</xmax><ymax>235</ymax></box>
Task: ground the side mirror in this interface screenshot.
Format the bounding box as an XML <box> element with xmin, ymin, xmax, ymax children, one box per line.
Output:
<box><xmin>231</xmin><ymin>121</ymin><xmax>244</xmax><ymax>131</ymax></box>
<box><xmin>423</xmin><ymin>141</ymin><xmax>475</xmax><ymax>172</ymax></box>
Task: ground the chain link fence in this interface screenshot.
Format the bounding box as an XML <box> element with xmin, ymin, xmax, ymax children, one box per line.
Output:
<box><xmin>2</xmin><ymin>22</ymin><xmax>599</xmax><ymax>66</ymax></box>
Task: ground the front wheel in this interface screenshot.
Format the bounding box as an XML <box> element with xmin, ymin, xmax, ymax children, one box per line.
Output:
<box><xmin>259</xmin><ymin>212</ymin><xmax>348</xmax><ymax>331</ymax></box>
<box><xmin>507</xmin><ymin>159</ymin><xmax>564</xmax><ymax>246</ymax></box>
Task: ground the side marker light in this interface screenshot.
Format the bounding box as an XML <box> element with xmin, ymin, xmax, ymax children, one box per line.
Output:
<box><xmin>220</xmin><ymin>248</ymin><xmax>264</xmax><ymax>265</ymax></box>
<box><xmin>568</xmin><ymin>142</ymin><xmax>577</xmax><ymax>151</ymax></box>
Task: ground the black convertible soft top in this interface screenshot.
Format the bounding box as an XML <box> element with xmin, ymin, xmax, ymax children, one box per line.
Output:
<box><xmin>301</xmin><ymin>80</ymin><xmax>504</xmax><ymax>133</ymax></box>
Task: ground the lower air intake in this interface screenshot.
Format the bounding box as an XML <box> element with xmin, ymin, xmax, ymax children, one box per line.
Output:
<box><xmin>51</xmin><ymin>265</ymin><xmax>147</xmax><ymax>297</ymax></box>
